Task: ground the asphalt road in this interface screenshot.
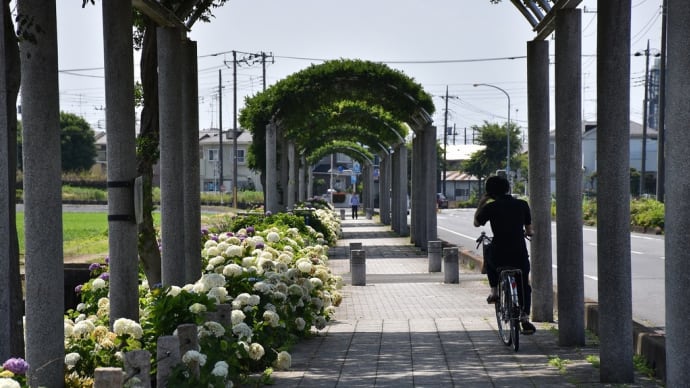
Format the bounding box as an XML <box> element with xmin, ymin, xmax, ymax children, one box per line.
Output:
<box><xmin>437</xmin><ymin>208</ymin><xmax>666</xmax><ymax>330</ymax></box>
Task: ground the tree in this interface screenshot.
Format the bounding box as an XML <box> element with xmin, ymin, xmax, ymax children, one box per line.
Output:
<box><xmin>60</xmin><ymin>112</ymin><xmax>97</xmax><ymax>172</ymax></box>
<box><xmin>461</xmin><ymin>120</ymin><xmax>522</xmax><ymax>190</ymax></box>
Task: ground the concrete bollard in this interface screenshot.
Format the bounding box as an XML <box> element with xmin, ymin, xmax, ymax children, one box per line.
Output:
<box><xmin>365</xmin><ymin>208</ymin><xmax>373</xmax><ymax>219</ymax></box>
<box><xmin>349</xmin><ymin>242</ymin><xmax>362</xmax><ymax>273</ymax></box>
<box><xmin>428</xmin><ymin>241</ymin><xmax>442</xmax><ymax>272</ymax></box>
<box><xmin>443</xmin><ymin>247</ymin><xmax>459</xmax><ymax>284</ymax></box>
<box><xmin>340</xmin><ymin>209</ymin><xmax>346</xmax><ymax>220</ymax></box>
<box><xmin>124</xmin><ymin>350</ymin><xmax>152</xmax><ymax>388</ymax></box>
<box><xmin>94</xmin><ymin>367</ymin><xmax>124</xmax><ymax>388</ymax></box>
<box><xmin>157</xmin><ymin>335</ymin><xmax>181</xmax><ymax>388</ymax></box>
<box><xmin>351</xmin><ymin>249</ymin><xmax>366</xmax><ymax>286</ymax></box>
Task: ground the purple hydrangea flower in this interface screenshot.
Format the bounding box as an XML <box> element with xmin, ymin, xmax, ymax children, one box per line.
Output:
<box><xmin>3</xmin><ymin>357</ymin><xmax>29</xmax><ymax>374</ymax></box>
<box><xmin>104</xmin><ymin>256</ymin><xmax>110</xmax><ymax>264</ymax></box>
<box><xmin>265</xmin><ymin>211</ymin><xmax>272</xmax><ymax>216</ymax></box>
<box><xmin>255</xmin><ymin>242</ymin><xmax>265</xmax><ymax>249</ymax></box>
<box><xmin>99</xmin><ymin>272</ymin><xmax>110</xmax><ymax>281</ymax></box>
<box><xmin>88</xmin><ymin>263</ymin><xmax>101</xmax><ymax>272</ymax></box>
<box><xmin>246</xmin><ymin>226</ymin><xmax>255</xmax><ymax>235</ymax></box>
<box><xmin>74</xmin><ymin>284</ymin><xmax>83</xmax><ymax>294</ymax></box>
<box><xmin>201</xmin><ymin>228</ymin><xmax>209</xmax><ymax>235</ymax></box>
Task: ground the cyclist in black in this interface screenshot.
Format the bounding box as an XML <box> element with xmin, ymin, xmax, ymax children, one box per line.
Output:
<box><xmin>474</xmin><ymin>175</ymin><xmax>536</xmax><ymax>335</ymax></box>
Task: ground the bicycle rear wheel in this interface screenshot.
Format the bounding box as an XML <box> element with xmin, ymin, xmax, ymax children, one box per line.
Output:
<box><xmin>510</xmin><ymin>306</ymin><xmax>520</xmax><ymax>352</ymax></box>
<box><xmin>495</xmin><ymin>280</ymin><xmax>512</xmax><ymax>346</ymax></box>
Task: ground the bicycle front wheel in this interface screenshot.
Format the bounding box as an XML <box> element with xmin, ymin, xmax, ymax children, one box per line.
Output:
<box><xmin>495</xmin><ymin>281</ymin><xmax>512</xmax><ymax>346</ymax></box>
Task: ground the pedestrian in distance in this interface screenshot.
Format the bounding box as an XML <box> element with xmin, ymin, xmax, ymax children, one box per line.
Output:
<box><xmin>350</xmin><ymin>192</ymin><xmax>360</xmax><ymax>219</ymax></box>
<box><xmin>473</xmin><ymin>175</ymin><xmax>536</xmax><ymax>335</ymax></box>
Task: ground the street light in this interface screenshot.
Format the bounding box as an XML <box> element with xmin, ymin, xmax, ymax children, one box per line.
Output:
<box><xmin>473</xmin><ymin>83</ymin><xmax>511</xmax><ymax>183</ymax></box>
<box><xmin>634</xmin><ymin>39</ymin><xmax>661</xmax><ymax>197</ymax></box>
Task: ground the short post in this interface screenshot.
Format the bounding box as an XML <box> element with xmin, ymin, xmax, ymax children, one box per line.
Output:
<box><xmin>177</xmin><ymin>323</ymin><xmax>198</xmax><ymax>356</ymax></box>
<box><xmin>340</xmin><ymin>208</ymin><xmax>346</xmax><ymax>220</ymax></box>
<box><xmin>428</xmin><ymin>241</ymin><xmax>442</xmax><ymax>272</ymax></box>
<box><xmin>94</xmin><ymin>367</ymin><xmax>124</xmax><ymax>388</ymax></box>
<box><xmin>351</xmin><ymin>249</ymin><xmax>366</xmax><ymax>286</ymax></box>
<box><xmin>157</xmin><ymin>335</ymin><xmax>181</xmax><ymax>388</ymax></box>
<box><xmin>365</xmin><ymin>208</ymin><xmax>373</xmax><ymax>219</ymax></box>
<box><xmin>349</xmin><ymin>242</ymin><xmax>362</xmax><ymax>273</ymax></box>
<box><xmin>443</xmin><ymin>247</ymin><xmax>459</xmax><ymax>284</ymax></box>
<box><xmin>215</xmin><ymin>303</ymin><xmax>232</xmax><ymax>327</ymax></box>
<box><xmin>124</xmin><ymin>350</ymin><xmax>152</xmax><ymax>388</ymax></box>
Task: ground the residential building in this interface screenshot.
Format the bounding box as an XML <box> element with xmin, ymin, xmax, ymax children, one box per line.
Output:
<box><xmin>199</xmin><ymin>128</ymin><xmax>262</xmax><ymax>192</ymax></box>
<box><xmin>550</xmin><ymin>120</ymin><xmax>658</xmax><ymax>195</ymax></box>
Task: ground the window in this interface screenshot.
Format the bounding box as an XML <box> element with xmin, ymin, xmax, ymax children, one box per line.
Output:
<box><xmin>208</xmin><ymin>149</ymin><xmax>218</xmax><ymax>161</ymax></box>
<box><xmin>236</xmin><ymin>149</ymin><xmax>245</xmax><ymax>164</ymax></box>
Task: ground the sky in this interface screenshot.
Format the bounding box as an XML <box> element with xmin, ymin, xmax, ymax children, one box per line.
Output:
<box><xmin>52</xmin><ymin>0</ymin><xmax>664</xmax><ymax>146</ymax></box>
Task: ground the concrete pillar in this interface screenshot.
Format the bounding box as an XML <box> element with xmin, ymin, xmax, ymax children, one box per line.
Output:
<box><xmin>428</xmin><ymin>241</ymin><xmax>442</xmax><ymax>272</ymax></box>
<box><xmin>158</xmin><ymin>26</ymin><xmax>186</xmax><ymax>286</ymax></box>
<box><xmin>18</xmin><ymin>3</ymin><xmax>64</xmax><ymax>385</ymax></box>
<box><xmin>443</xmin><ymin>247</ymin><xmax>459</xmax><ymax>284</ymax></box>
<box><xmin>596</xmin><ymin>1</ymin><xmax>634</xmax><ymax>382</ymax></box>
<box><xmin>287</xmin><ymin>141</ymin><xmax>296</xmax><ymax>210</ymax></box>
<box><xmin>265</xmin><ymin>122</ymin><xmax>279</xmax><ymax>213</ymax></box>
<box><xmin>390</xmin><ymin>151</ymin><xmax>400</xmax><ymax>232</ymax></box>
<box><xmin>395</xmin><ymin>144</ymin><xmax>409</xmax><ymax>236</ymax></box>
<box><xmin>664</xmin><ymin>2</ymin><xmax>690</xmax><ymax>384</ymax></box>
<box><xmin>351</xmin><ymin>250</ymin><xmax>366</xmax><ymax>286</ymax></box>
<box><xmin>307</xmin><ymin>161</ymin><xmax>314</xmax><ymax>199</ymax></box>
<box><xmin>379</xmin><ymin>156</ymin><xmax>391</xmax><ymax>225</ymax></box>
<box><xmin>103</xmin><ymin>0</ymin><xmax>139</xmax><ymax>323</ymax></box>
<box><xmin>554</xmin><ymin>8</ymin><xmax>585</xmax><ymax>347</ymax></box>
<box><xmin>280</xmin><ymin>130</ymin><xmax>289</xmax><ymax>209</ymax></box>
<box><xmin>424</xmin><ymin>125</ymin><xmax>438</xmax><ymax>249</ymax></box>
<box><xmin>299</xmin><ymin>155</ymin><xmax>306</xmax><ymax>202</ymax></box>
<box><xmin>0</xmin><ymin>1</ymin><xmax>23</xmax><ymax>361</ymax></box>
<box><xmin>124</xmin><ymin>350</ymin><xmax>152</xmax><ymax>388</ymax></box>
<box><xmin>181</xmin><ymin>39</ymin><xmax>201</xmax><ymax>284</ymax></box>
<box><xmin>527</xmin><ymin>39</ymin><xmax>554</xmax><ymax>323</ymax></box>
<box><xmin>156</xmin><ymin>336</ymin><xmax>181</xmax><ymax>388</ymax></box>
<box><xmin>410</xmin><ymin>134</ymin><xmax>422</xmax><ymax>246</ymax></box>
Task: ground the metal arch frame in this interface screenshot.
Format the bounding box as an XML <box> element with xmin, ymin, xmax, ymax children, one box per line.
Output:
<box><xmin>508</xmin><ymin>0</ymin><xmax>582</xmax><ymax>40</ymax></box>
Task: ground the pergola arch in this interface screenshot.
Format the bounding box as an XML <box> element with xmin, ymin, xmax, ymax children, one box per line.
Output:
<box><xmin>306</xmin><ymin>141</ymin><xmax>374</xmax><ymax>166</ymax></box>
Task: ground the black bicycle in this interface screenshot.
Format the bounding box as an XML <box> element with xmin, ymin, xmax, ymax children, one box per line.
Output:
<box><xmin>476</xmin><ymin>232</ymin><xmax>524</xmax><ymax>352</ymax></box>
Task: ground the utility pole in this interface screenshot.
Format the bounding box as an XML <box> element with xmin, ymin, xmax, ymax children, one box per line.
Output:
<box><xmin>657</xmin><ymin>0</ymin><xmax>667</xmax><ymax>202</ymax></box>
<box><xmin>225</xmin><ymin>50</ymin><xmax>273</xmax><ymax>208</ymax></box>
<box><xmin>218</xmin><ymin>69</ymin><xmax>223</xmax><ymax>196</ymax></box>
<box><xmin>443</xmin><ymin>86</ymin><xmax>449</xmax><ymax>196</ymax></box>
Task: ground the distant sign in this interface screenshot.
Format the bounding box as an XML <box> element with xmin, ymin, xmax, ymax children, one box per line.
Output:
<box><xmin>351</xmin><ymin>175</ymin><xmax>356</xmax><ymax>184</ymax></box>
<box><xmin>338</xmin><ymin>165</ymin><xmax>344</xmax><ymax>173</ymax></box>
<box><xmin>353</xmin><ymin>162</ymin><xmax>361</xmax><ymax>174</ymax></box>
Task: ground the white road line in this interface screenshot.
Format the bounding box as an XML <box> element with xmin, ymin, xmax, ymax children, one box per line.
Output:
<box><xmin>438</xmin><ymin>226</ymin><xmax>478</xmax><ymax>242</ymax></box>
<box><xmin>552</xmin><ymin>264</ymin><xmax>599</xmax><ymax>281</ymax></box>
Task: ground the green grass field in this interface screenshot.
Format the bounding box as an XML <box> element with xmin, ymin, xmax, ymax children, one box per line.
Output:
<box><xmin>16</xmin><ymin>212</ymin><xmax>162</xmax><ymax>262</ymax></box>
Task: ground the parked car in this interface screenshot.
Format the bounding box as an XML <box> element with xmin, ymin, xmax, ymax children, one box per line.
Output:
<box><xmin>436</xmin><ymin>193</ymin><xmax>449</xmax><ymax>209</ymax></box>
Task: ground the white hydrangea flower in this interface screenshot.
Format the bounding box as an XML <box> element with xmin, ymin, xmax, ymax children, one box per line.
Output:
<box><xmin>64</xmin><ymin>321</ymin><xmax>74</xmax><ymax>338</ymax></box>
<box><xmin>241</xmin><ymin>256</ymin><xmax>256</xmax><ymax>268</ymax></box>
<box><xmin>189</xmin><ymin>303</ymin><xmax>207</xmax><ymax>314</ymax></box>
<box><xmin>247</xmin><ymin>294</ymin><xmax>261</xmax><ymax>306</ymax></box>
<box><xmin>295</xmin><ymin>317</ymin><xmax>306</xmax><ymax>331</ymax></box>
<box><xmin>231</xmin><ymin>309</ymin><xmax>246</xmax><ymax>325</ymax></box>
<box><xmin>273</xmin><ymin>351</ymin><xmax>292</xmax><ymax>370</ymax></box>
<box><xmin>113</xmin><ymin>318</ymin><xmax>143</xmax><ymax>339</ymax></box>
<box><xmin>248</xmin><ymin>342</ymin><xmax>265</xmax><ymax>360</ymax></box>
<box><xmin>223</xmin><ymin>263</ymin><xmax>243</xmax><ymax>277</ymax></box>
<box><xmin>224</xmin><ymin>245</ymin><xmax>243</xmax><ymax>258</ymax></box>
<box><xmin>253</xmin><ymin>281</ymin><xmax>272</xmax><ymax>293</ymax></box>
<box><xmin>266</xmin><ymin>231</ymin><xmax>280</xmax><ymax>243</ymax></box>
<box><xmin>211</xmin><ymin>360</ymin><xmax>229</xmax><ymax>377</ymax></box>
<box><xmin>208</xmin><ymin>256</ymin><xmax>226</xmax><ymax>267</ymax></box>
<box><xmin>76</xmin><ymin>303</ymin><xmax>86</xmax><ymax>312</ymax></box>
<box><xmin>202</xmin><ymin>321</ymin><xmax>225</xmax><ymax>337</ymax></box>
<box><xmin>232</xmin><ymin>322</ymin><xmax>253</xmax><ymax>340</ymax></box>
<box><xmin>207</xmin><ymin>286</ymin><xmax>229</xmax><ymax>303</ymax></box>
<box><xmin>0</xmin><ymin>378</ymin><xmax>21</xmax><ymax>388</ymax></box>
<box><xmin>309</xmin><ymin>277</ymin><xmax>323</xmax><ymax>288</ymax></box>
<box><xmin>206</xmin><ymin>246</ymin><xmax>221</xmax><ymax>257</ymax></box>
<box><xmin>297</xmin><ymin>260</ymin><xmax>312</xmax><ymax>273</ymax></box>
<box><xmin>65</xmin><ymin>352</ymin><xmax>81</xmax><ymax>369</ymax></box>
<box><xmin>167</xmin><ymin>286</ymin><xmax>182</xmax><ymax>297</ymax></box>
<box><xmin>204</xmin><ymin>240</ymin><xmax>218</xmax><ymax>249</ymax></box>
<box><xmin>263</xmin><ymin>310</ymin><xmax>280</xmax><ymax>327</ymax></box>
<box><xmin>92</xmin><ymin>278</ymin><xmax>107</xmax><ymax>290</ymax></box>
<box><xmin>216</xmin><ymin>241</ymin><xmax>230</xmax><ymax>252</ymax></box>
<box><xmin>72</xmin><ymin>320</ymin><xmax>96</xmax><ymax>337</ymax></box>
<box><xmin>182</xmin><ymin>350</ymin><xmax>207</xmax><ymax>366</ymax></box>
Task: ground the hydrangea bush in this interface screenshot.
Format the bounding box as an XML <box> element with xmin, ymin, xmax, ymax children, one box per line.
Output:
<box><xmin>55</xmin><ymin>211</ymin><xmax>343</xmax><ymax>387</ymax></box>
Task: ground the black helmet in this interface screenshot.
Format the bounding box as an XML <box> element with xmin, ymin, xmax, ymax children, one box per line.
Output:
<box><xmin>485</xmin><ymin>175</ymin><xmax>510</xmax><ymax>198</ymax></box>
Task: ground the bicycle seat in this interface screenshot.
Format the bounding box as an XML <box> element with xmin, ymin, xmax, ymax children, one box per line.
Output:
<box><xmin>496</xmin><ymin>267</ymin><xmax>522</xmax><ymax>275</ymax></box>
